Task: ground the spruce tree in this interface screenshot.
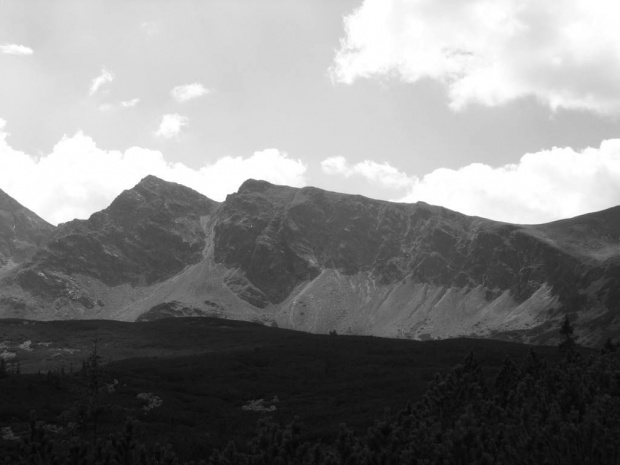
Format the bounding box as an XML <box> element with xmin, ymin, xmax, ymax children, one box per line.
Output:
<box><xmin>559</xmin><ymin>314</ymin><xmax>577</xmax><ymax>355</ymax></box>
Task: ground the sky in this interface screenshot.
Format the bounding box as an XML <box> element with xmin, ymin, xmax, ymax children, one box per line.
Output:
<box><xmin>2</xmin><ymin>0</ymin><xmax>620</xmax><ymax>225</ymax></box>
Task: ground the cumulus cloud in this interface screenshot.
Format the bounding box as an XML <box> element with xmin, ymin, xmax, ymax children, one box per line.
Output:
<box><xmin>321</xmin><ymin>156</ymin><xmax>412</xmax><ymax>189</ymax></box>
<box><xmin>0</xmin><ymin>44</ymin><xmax>33</xmax><ymax>55</ymax></box>
<box><xmin>171</xmin><ymin>83</ymin><xmax>209</xmax><ymax>103</ymax></box>
<box><xmin>322</xmin><ymin>142</ymin><xmax>620</xmax><ymax>224</ymax></box>
<box><xmin>154</xmin><ymin>114</ymin><xmax>188</xmax><ymax>138</ymax></box>
<box><xmin>0</xmin><ymin>119</ymin><xmax>307</xmax><ymax>224</ymax></box>
<box><xmin>332</xmin><ymin>0</ymin><xmax>620</xmax><ymax>115</ymax></box>
<box><xmin>89</xmin><ymin>68</ymin><xmax>114</xmax><ymax>96</ymax></box>
<box><xmin>190</xmin><ymin>149</ymin><xmax>308</xmax><ymax>200</ymax></box>
<box><xmin>400</xmin><ymin>141</ymin><xmax>620</xmax><ymax>223</ymax></box>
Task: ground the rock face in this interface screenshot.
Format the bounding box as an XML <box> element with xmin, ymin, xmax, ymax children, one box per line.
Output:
<box><xmin>214</xmin><ymin>180</ymin><xmax>520</xmax><ymax>304</ymax></box>
<box><xmin>0</xmin><ymin>189</ymin><xmax>54</xmax><ymax>269</ymax></box>
<box><xmin>1</xmin><ymin>176</ymin><xmax>620</xmax><ymax>346</ymax></box>
<box><xmin>25</xmin><ymin>176</ymin><xmax>217</xmax><ymax>285</ymax></box>
<box><xmin>214</xmin><ymin>180</ymin><xmax>595</xmax><ymax>309</ymax></box>
<box><xmin>209</xmin><ymin>180</ymin><xmax>620</xmax><ymax>345</ymax></box>
<box><xmin>6</xmin><ymin>176</ymin><xmax>217</xmax><ymax>314</ymax></box>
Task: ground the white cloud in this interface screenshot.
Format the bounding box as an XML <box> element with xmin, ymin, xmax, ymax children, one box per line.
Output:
<box><xmin>120</xmin><ymin>98</ymin><xmax>140</xmax><ymax>108</ymax></box>
<box><xmin>332</xmin><ymin>0</ymin><xmax>620</xmax><ymax>115</ymax></box>
<box><xmin>0</xmin><ymin>44</ymin><xmax>34</xmax><ymax>55</ymax></box>
<box><xmin>321</xmin><ymin>156</ymin><xmax>412</xmax><ymax>190</ymax></box>
<box><xmin>194</xmin><ymin>149</ymin><xmax>307</xmax><ymax>196</ymax></box>
<box><xmin>99</xmin><ymin>98</ymin><xmax>140</xmax><ymax>111</ymax></box>
<box><xmin>154</xmin><ymin>114</ymin><xmax>188</xmax><ymax>138</ymax></box>
<box><xmin>0</xmin><ymin>119</ymin><xmax>307</xmax><ymax>224</ymax></box>
<box><xmin>323</xmin><ymin>143</ymin><xmax>620</xmax><ymax>224</ymax></box>
<box><xmin>398</xmin><ymin>141</ymin><xmax>620</xmax><ymax>223</ymax></box>
<box><xmin>171</xmin><ymin>83</ymin><xmax>210</xmax><ymax>103</ymax></box>
<box><xmin>353</xmin><ymin>160</ymin><xmax>412</xmax><ymax>190</ymax></box>
<box><xmin>321</xmin><ymin>156</ymin><xmax>350</xmax><ymax>176</ymax></box>
<box><xmin>89</xmin><ymin>68</ymin><xmax>114</xmax><ymax>96</ymax></box>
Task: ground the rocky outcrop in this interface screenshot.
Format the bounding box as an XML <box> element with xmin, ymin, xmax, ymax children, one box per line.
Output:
<box><xmin>0</xmin><ymin>189</ymin><xmax>54</xmax><ymax>269</ymax></box>
<box><xmin>137</xmin><ymin>300</ymin><xmax>225</xmax><ymax>322</ymax></box>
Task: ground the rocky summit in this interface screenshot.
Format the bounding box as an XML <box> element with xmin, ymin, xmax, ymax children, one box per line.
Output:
<box><xmin>0</xmin><ymin>176</ymin><xmax>619</xmax><ymax>346</ymax></box>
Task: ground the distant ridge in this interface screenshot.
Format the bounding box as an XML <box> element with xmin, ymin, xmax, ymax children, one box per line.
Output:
<box><xmin>0</xmin><ymin>176</ymin><xmax>619</xmax><ymax>346</ymax></box>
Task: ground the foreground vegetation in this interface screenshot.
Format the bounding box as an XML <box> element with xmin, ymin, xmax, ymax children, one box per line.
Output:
<box><xmin>1</xmin><ymin>317</ymin><xmax>618</xmax><ymax>464</ymax></box>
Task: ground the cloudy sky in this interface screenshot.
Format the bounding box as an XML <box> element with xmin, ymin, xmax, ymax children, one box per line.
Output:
<box><xmin>2</xmin><ymin>0</ymin><xmax>620</xmax><ymax>225</ymax></box>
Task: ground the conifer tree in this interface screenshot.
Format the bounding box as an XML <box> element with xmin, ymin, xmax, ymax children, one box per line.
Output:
<box><xmin>602</xmin><ymin>337</ymin><xmax>619</xmax><ymax>355</ymax></box>
<box><xmin>559</xmin><ymin>314</ymin><xmax>578</xmax><ymax>355</ymax></box>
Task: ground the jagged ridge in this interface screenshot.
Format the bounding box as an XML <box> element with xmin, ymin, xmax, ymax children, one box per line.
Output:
<box><xmin>1</xmin><ymin>176</ymin><xmax>619</xmax><ymax>346</ymax></box>
<box><xmin>215</xmin><ymin>179</ymin><xmax>597</xmax><ymax>309</ymax></box>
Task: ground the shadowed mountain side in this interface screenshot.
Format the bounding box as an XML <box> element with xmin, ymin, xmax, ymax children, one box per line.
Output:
<box><xmin>0</xmin><ymin>177</ymin><xmax>619</xmax><ymax>346</ymax></box>
<box><xmin>208</xmin><ymin>180</ymin><xmax>618</xmax><ymax>345</ymax></box>
<box><xmin>215</xmin><ymin>180</ymin><xmax>586</xmax><ymax>305</ymax></box>
<box><xmin>0</xmin><ymin>189</ymin><xmax>55</xmax><ymax>272</ymax></box>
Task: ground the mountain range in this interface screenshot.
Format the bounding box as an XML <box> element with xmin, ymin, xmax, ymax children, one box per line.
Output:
<box><xmin>1</xmin><ymin>175</ymin><xmax>619</xmax><ymax>347</ymax></box>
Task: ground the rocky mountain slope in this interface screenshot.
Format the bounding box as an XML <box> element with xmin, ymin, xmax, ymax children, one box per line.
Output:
<box><xmin>0</xmin><ymin>176</ymin><xmax>619</xmax><ymax>346</ymax></box>
<box><xmin>0</xmin><ymin>189</ymin><xmax>55</xmax><ymax>272</ymax></box>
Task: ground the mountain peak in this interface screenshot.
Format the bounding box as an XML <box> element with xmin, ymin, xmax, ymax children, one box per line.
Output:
<box><xmin>135</xmin><ymin>174</ymin><xmax>170</xmax><ymax>188</ymax></box>
<box><xmin>237</xmin><ymin>178</ymin><xmax>279</xmax><ymax>194</ymax></box>
<box><xmin>133</xmin><ymin>175</ymin><xmax>197</xmax><ymax>196</ymax></box>
<box><xmin>108</xmin><ymin>176</ymin><xmax>217</xmax><ymax>215</ymax></box>
<box><xmin>17</xmin><ymin>175</ymin><xmax>219</xmax><ymax>289</ymax></box>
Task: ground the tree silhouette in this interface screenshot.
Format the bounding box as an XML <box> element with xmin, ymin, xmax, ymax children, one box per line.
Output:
<box><xmin>559</xmin><ymin>314</ymin><xmax>577</xmax><ymax>355</ymax></box>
